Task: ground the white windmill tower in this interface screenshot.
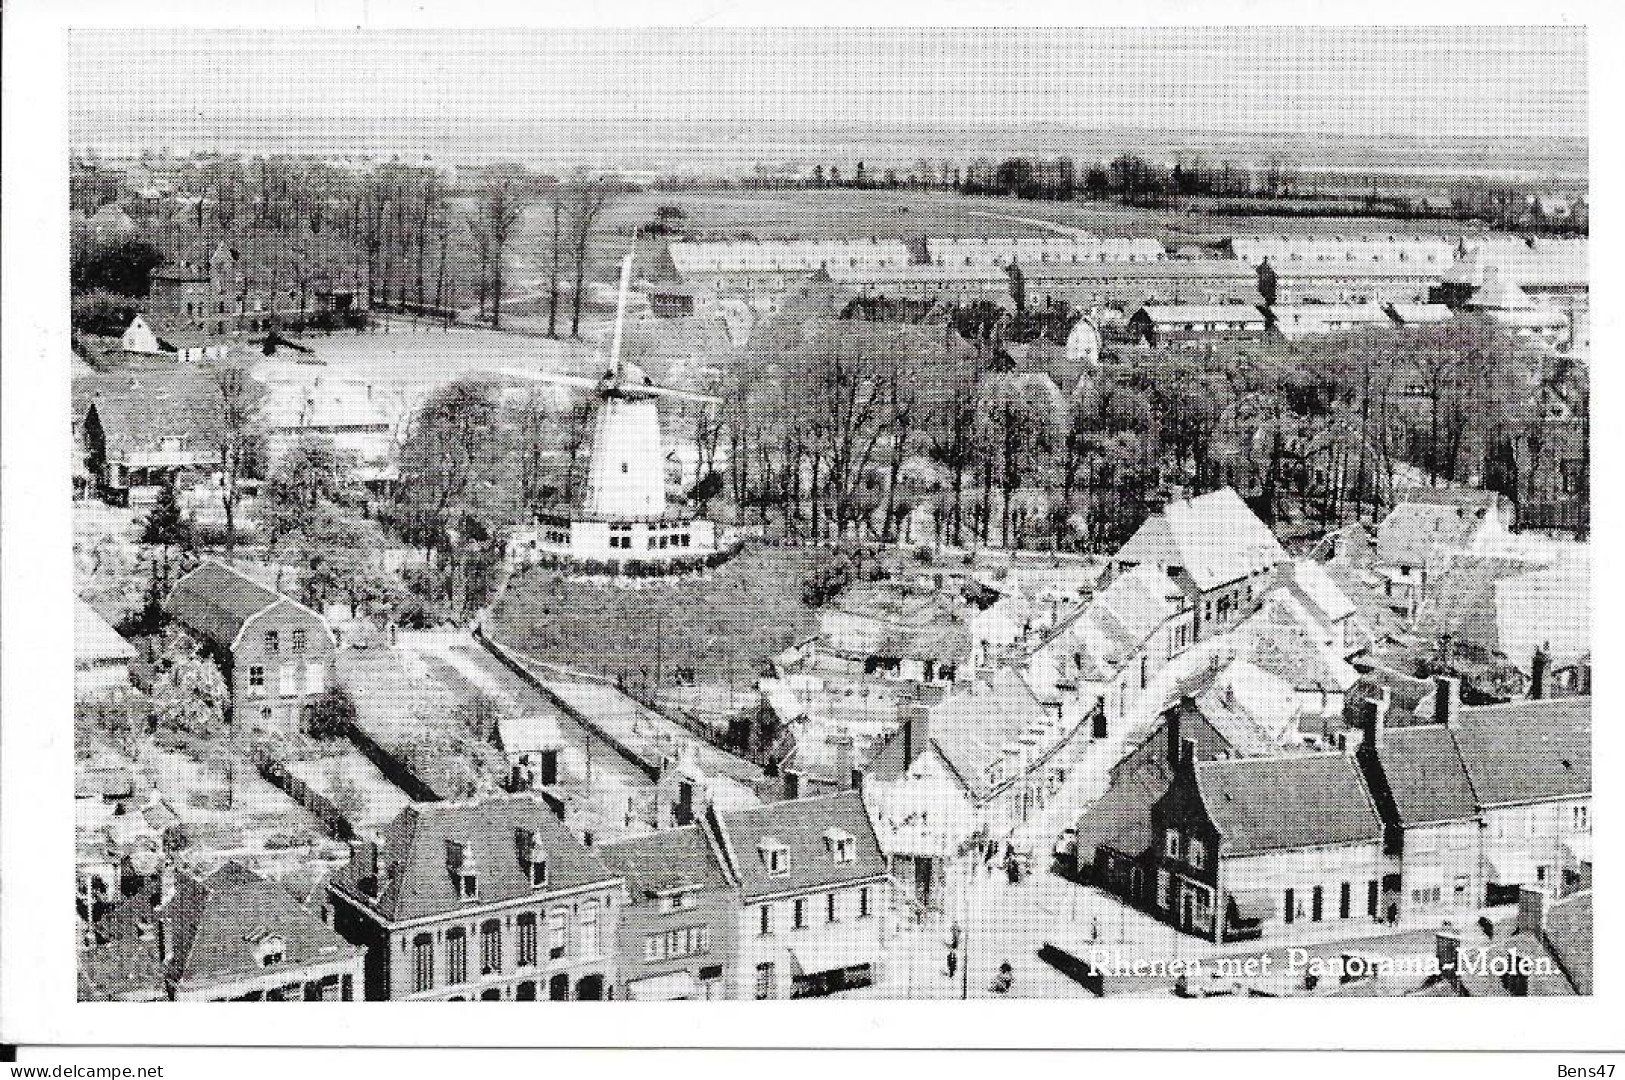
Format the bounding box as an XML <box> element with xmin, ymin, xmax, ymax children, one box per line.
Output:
<box><xmin>506</xmin><ymin>252</ymin><xmax>726</xmax><ymax>568</ymax></box>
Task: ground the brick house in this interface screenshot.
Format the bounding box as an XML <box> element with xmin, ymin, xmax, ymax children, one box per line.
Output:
<box><xmin>157</xmin><ymin>861</ymin><xmax>364</xmax><ymax>1001</ymax></box>
<box><xmin>704</xmin><ymin>790</ymin><xmax>893</xmax><ymax>1000</ymax></box>
<box><xmin>327</xmin><ymin>794</ymin><xmax>623</xmax><ymax>1001</ymax></box>
<box><xmin>1356</xmin><ymin>679</ymin><xmax>1590</xmax><ymax>922</ymax></box>
<box><xmin>74</xmin><ymin>371</ymin><xmax>224</xmax><ymax>506</ymax></box>
<box><xmin>164</xmin><ymin>560</ymin><xmax>336</xmax><ymax>736</ymax></box>
<box><xmin>599</xmin><ymin>825</ymin><xmax>738</xmax><ymax>1000</ymax></box>
<box><xmin>1149</xmin><ymin>743</ymin><xmax>1390</xmax><ymax>944</ymax></box>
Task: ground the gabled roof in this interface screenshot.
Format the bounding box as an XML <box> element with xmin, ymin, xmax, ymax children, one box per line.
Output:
<box><xmin>1450</xmin><ymin>697</ymin><xmax>1590</xmax><ymax>807</ymax></box>
<box><xmin>1117</xmin><ymin>488</ymin><xmax>1285</xmax><ymax>593</ymax></box>
<box><xmin>75</xmin><ymin>598</ymin><xmax>136</xmax><ymax>664</ymax></box>
<box><xmin>1236</xmin><ymin>597</ymin><xmax>1358</xmax><ymax>693</ymax></box>
<box><xmin>158</xmin><ymin>861</ymin><xmax>358</xmax><ymax>988</ymax></box>
<box><xmin>708</xmin><ymin>790</ymin><xmax>887</xmax><ymax>902</ymax></box>
<box><xmin>1373</xmin><ymin>724</ymin><xmax>1478</xmax><ymax>825</ymax></box>
<box><xmin>165</xmin><ymin>559</ymin><xmax>328</xmax><ymax>652</ymax></box>
<box><xmin>928</xmin><ymin>667</ymin><xmax>1050</xmax><ymax>799</ymax></box>
<box><xmin>1193</xmin><ymin>754</ymin><xmax>1382</xmax><ymax>856</ymax></box>
<box><xmin>74</xmin><ymin>369</ymin><xmax>225</xmax><ymax>457</ymax></box>
<box><xmin>599</xmin><ymin>825</ymin><xmax>729</xmax><ymax>899</ymax></box>
<box><xmin>332</xmin><ymin>794</ymin><xmax>620</xmax><ymax>923</ymax></box>
<box><xmin>1378</xmin><ymin>498</ymin><xmax>1497</xmax><ymax>568</ymax></box>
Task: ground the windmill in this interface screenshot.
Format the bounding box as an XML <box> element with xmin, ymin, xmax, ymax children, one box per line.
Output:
<box><xmin>505</xmin><ymin>253</ymin><xmax>725</xmax><ymax>564</ymax></box>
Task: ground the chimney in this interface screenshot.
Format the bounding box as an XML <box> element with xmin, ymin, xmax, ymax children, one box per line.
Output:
<box><xmin>1433</xmin><ymin>675</ymin><xmax>1460</xmax><ymax>728</ymax></box>
<box><xmin>1178</xmin><ymin>737</ymin><xmax>1197</xmax><ymax>773</ymax></box>
<box><xmin>1515</xmin><ymin>886</ymin><xmax>1548</xmax><ymax>937</ymax></box>
<box><xmin>830</xmin><ymin>732</ymin><xmax>856</xmax><ymax>790</ymax></box>
<box><xmin>899</xmin><ymin>703</ymin><xmax>930</xmax><ymax>770</ymax></box>
<box><xmin>1361</xmin><ymin>687</ymin><xmax>1390</xmax><ymax>753</ymax></box>
<box><xmin>1531</xmin><ymin>643</ymin><xmax>1551</xmax><ymax>701</ymax></box>
<box><xmin>1167</xmin><ymin>701</ymin><xmax>1188</xmax><ymax>767</ymax></box>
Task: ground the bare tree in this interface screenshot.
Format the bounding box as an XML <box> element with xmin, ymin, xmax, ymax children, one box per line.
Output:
<box><xmin>479</xmin><ymin>171</ymin><xmax>528</xmax><ymax>330</ymax></box>
<box><xmin>566</xmin><ymin>178</ymin><xmax>616</xmax><ymax>338</ymax></box>
<box><xmin>203</xmin><ymin>363</ymin><xmax>264</xmax><ymax>558</ymax></box>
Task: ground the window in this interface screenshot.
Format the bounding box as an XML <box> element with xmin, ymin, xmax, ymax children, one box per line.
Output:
<box><xmin>759</xmin><ymin>905</ymin><xmax>773</xmax><ymax>936</ymax></box>
<box><xmin>824</xmin><ymin>829</ymin><xmax>854</xmax><ymax>863</ymax></box>
<box><xmin>1367</xmin><ymin>881</ymin><xmax>1379</xmax><ymax>918</ymax></box>
<box><xmin>1163</xmin><ymin>830</ymin><xmax>1180</xmax><ymax>859</ymax></box>
<box><xmin>793</xmin><ymin>898</ymin><xmax>807</xmax><ymax>930</ymax></box>
<box><xmin>412</xmin><ymin>936</ymin><xmax>433</xmax><ymax>994</ymax></box>
<box><xmin>247</xmin><ymin>666</ymin><xmax>265</xmax><ymax>696</ymax></box>
<box><xmin>291</xmin><ymin>629</ymin><xmax>307</xmax><ymax>653</ymax></box>
<box><xmin>481</xmin><ymin>920</ymin><xmax>503</xmax><ymax>975</ymax></box>
<box><xmin>665</xmin><ymin>892</ymin><xmax>687</xmax><ymax>912</ymax></box>
<box><xmin>1339</xmin><ymin>882</ymin><xmax>1352</xmax><ymax>919</ymax></box>
<box><xmin>458</xmin><ymin>873</ymin><xmax>478</xmax><ymax>900</ymax></box>
<box><xmin>646</xmin><ymin>926</ymin><xmax>710</xmax><ymax>962</ymax></box>
<box><xmin>1189</xmin><ymin>841</ymin><xmax>1206</xmax><ymax>871</ymax></box>
<box><xmin>256</xmin><ymin>935</ymin><xmax>285</xmax><ymax>967</ymax></box>
<box><xmin>826</xmin><ymin>893</ymin><xmax>838</xmax><ymax>923</ymax></box>
<box><xmin>1572</xmin><ymin>805</ymin><xmax>1590</xmax><ymax>832</ymax></box>
<box><xmin>1157</xmin><ymin>869</ymin><xmax>1172</xmax><ymax>910</ymax></box>
<box><xmin>760</xmin><ymin>840</ymin><xmax>787</xmax><ymax>875</ymax></box>
<box><xmin>1311</xmin><ymin>886</ymin><xmax>1324</xmax><ymax>922</ymax></box>
<box><xmin>548</xmin><ymin>910</ymin><xmax>567</xmax><ymax>960</ymax></box>
<box><xmin>304</xmin><ymin>662</ymin><xmax>324</xmax><ymax>696</ymax></box>
<box><xmin>859</xmin><ymin>887</ymin><xmax>871</xmax><ymax>918</ymax></box>
<box><xmin>1284</xmin><ymin>888</ymin><xmax>1296</xmax><ymax>924</ymax></box>
<box><xmin>446</xmin><ymin>928</ymin><xmax>468</xmax><ymax>985</ymax></box>
<box><xmin>530</xmin><ymin>858</ymin><xmax>548</xmax><ymax>888</ymax></box>
<box><xmin>265</xmin><ymin>630</ymin><xmax>279</xmax><ymax>654</ymax></box>
<box><xmin>579</xmin><ymin>900</ymin><xmax>602</xmax><ymax>959</ymax></box>
<box><xmin>755</xmin><ymin>962</ymin><xmax>775</xmax><ymax>1000</ymax></box>
<box><xmin>279</xmin><ymin>663</ymin><xmax>299</xmax><ymax>697</ymax></box>
<box><xmin>517</xmin><ymin>913</ymin><xmax>537</xmax><ymax>967</ymax></box>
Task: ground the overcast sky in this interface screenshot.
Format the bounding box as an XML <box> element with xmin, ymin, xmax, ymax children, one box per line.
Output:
<box><xmin>69</xmin><ymin>26</ymin><xmax>1588</xmax><ymax>145</ymax></box>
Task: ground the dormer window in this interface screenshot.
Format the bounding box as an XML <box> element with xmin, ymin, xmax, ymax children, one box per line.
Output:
<box><xmin>446</xmin><ymin>840</ymin><xmax>478</xmax><ymax>899</ymax></box>
<box><xmin>516</xmin><ymin>829</ymin><xmax>547</xmax><ymax>887</ymax></box>
<box><xmin>823</xmin><ymin>828</ymin><xmax>855</xmax><ymax>863</ymax></box>
<box><xmin>759</xmin><ymin>837</ymin><xmax>788</xmax><ymax>875</ymax></box>
<box><xmin>245</xmin><ymin>928</ymin><xmax>285</xmax><ymax>967</ymax></box>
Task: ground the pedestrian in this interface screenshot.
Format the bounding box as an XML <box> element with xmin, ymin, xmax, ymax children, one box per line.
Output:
<box><xmin>946</xmin><ymin>947</ymin><xmax>959</xmax><ymax>979</ymax></box>
<box><xmin>949</xmin><ymin>921</ymin><xmax>962</xmax><ymax>951</ymax></box>
<box><xmin>1090</xmin><ymin>916</ymin><xmax>1100</xmax><ymax>943</ymax></box>
<box><xmin>990</xmin><ymin>961</ymin><xmax>1014</xmax><ymax>995</ymax></box>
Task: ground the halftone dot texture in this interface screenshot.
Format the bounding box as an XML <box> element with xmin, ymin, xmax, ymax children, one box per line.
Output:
<box><xmin>69</xmin><ymin>26</ymin><xmax>1587</xmax><ymax>1000</ymax></box>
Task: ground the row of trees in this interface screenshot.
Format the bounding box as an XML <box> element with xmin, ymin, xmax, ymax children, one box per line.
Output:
<box><xmin>373</xmin><ymin>275</ymin><xmax>1579</xmax><ymax>567</ymax></box>
<box><xmin>71</xmin><ymin>155</ymin><xmax>625</xmax><ymax>334</ymax></box>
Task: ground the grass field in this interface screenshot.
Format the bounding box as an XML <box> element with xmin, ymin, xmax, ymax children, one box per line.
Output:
<box><xmin>488</xmin><ymin>543</ymin><xmax>825</xmax><ymax>693</ymax></box>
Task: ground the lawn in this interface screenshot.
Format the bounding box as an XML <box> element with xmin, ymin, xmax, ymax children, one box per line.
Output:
<box><xmin>488</xmin><ymin>542</ymin><xmax>826</xmax><ymax>695</ymax></box>
<box><xmin>250</xmin><ymin>325</ymin><xmax>604</xmax><ymax>393</ymax></box>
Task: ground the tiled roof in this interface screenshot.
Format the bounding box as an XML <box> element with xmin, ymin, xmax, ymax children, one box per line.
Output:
<box><xmin>1377</xmin><ymin>499</ymin><xmax>1495</xmax><ymax>569</ymax></box>
<box><xmin>1544</xmin><ymin>891</ymin><xmax>1592</xmax><ymax>995</ymax></box>
<box><xmin>1117</xmin><ymin>488</ymin><xmax>1284</xmax><ymax>593</ymax></box>
<box><xmin>1075</xmin><ymin>759</ymin><xmax>1168</xmax><ymax>858</ymax></box>
<box><xmin>332</xmin><ymin>794</ymin><xmax>621</xmax><ymax>923</ymax></box>
<box><xmin>165</xmin><ymin>559</ymin><xmax>311</xmax><ymax>651</ymax></box>
<box><xmin>75</xmin><ymin>598</ymin><xmax>136</xmax><ymax>663</ymax></box>
<box><xmin>78</xmin><ymin>937</ymin><xmax>165</xmax><ymax>1001</ymax></box>
<box><xmin>1238</xmin><ymin>598</ymin><xmax>1358</xmax><ymax>693</ymax></box>
<box><xmin>599</xmin><ymin>824</ymin><xmax>729</xmax><ymax>899</ymax></box>
<box><xmin>709</xmin><ymin>790</ymin><xmax>887</xmax><ymax>902</ymax></box>
<box><xmin>1374</xmin><ymin>724</ymin><xmax>1478</xmax><ymax>825</ymax></box>
<box><xmin>158</xmin><ymin>861</ymin><xmax>359</xmax><ymax>988</ymax></box>
<box><xmin>1194</xmin><ymin>754</ymin><xmax>1382</xmax><ymax>856</ymax></box>
<box><xmin>928</xmin><ymin>667</ymin><xmax>1050</xmax><ymax>799</ymax></box>
<box><xmin>74</xmin><ymin>369</ymin><xmax>225</xmax><ymax>458</ymax></box>
<box><xmin>1450</xmin><ymin>697</ymin><xmax>1590</xmax><ymax>807</ymax></box>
